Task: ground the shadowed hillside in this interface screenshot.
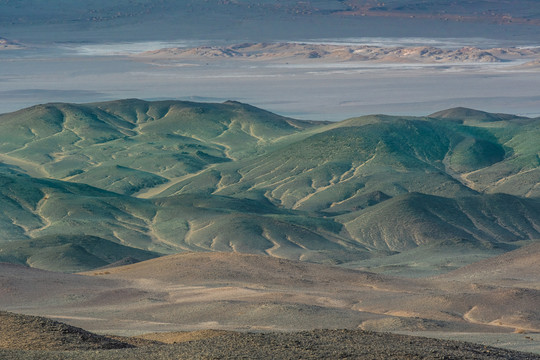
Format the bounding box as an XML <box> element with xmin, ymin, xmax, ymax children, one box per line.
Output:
<box><xmin>338</xmin><ymin>192</ymin><xmax>540</xmax><ymax>251</ymax></box>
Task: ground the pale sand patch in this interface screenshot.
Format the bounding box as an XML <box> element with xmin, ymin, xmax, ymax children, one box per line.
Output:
<box><xmin>135</xmin><ymin>329</ymin><xmax>233</xmax><ymax>344</ymax></box>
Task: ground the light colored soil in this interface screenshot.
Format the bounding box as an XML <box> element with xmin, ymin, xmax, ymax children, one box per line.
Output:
<box><xmin>134</xmin><ymin>329</ymin><xmax>234</xmax><ymax>344</ymax></box>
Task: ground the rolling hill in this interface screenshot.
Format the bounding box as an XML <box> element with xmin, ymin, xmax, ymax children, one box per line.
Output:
<box><xmin>0</xmin><ymin>99</ymin><xmax>538</xmax><ymax>273</ymax></box>
<box><xmin>0</xmin><ymin>99</ymin><xmax>321</xmax><ymax>195</ymax></box>
<box><xmin>2</xmin><ymin>250</ymin><xmax>539</xmax><ymax>340</ymax></box>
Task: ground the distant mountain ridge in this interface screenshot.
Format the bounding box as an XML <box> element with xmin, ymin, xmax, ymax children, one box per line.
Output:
<box><xmin>0</xmin><ymin>99</ymin><xmax>538</xmax><ymax>272</ymax></box>
<box><xmin>137</xmin><ymin>43</ymin><xmax>540</xmax><ymax>64</ymax></box>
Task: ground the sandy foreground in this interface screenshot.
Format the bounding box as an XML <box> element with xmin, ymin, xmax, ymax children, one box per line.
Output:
<box><xmin>0</xmin><ymin>244</ymin><xmax>539</xmax><ymax>355</ymax></box>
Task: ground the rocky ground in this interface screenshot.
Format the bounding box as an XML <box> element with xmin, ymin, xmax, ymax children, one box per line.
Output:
<box><xmin>0</xmin><ymin>315</ymin><xmax>538</xmax><ymax>360</ymax></box>
<box><xmin>0</xmin><ymin>311</ymin><xmax>131</xmax><ymax>351</ymax></box>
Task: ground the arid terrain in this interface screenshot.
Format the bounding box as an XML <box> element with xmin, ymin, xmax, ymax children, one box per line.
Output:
<box><xmin>136</xmin><ymin>42</ymin><xmax>540</xmax><ymax>64</ymax></box>
<box><xmin>1</xmin><ymin>1</ymin><xmax>539</xmax><ymax>359</ymax></box>
<box><xmin>0</xmin><ymin>99</ymin><xmax>538</xmax><ymax>358</ymax></box>
<box><xmin>1</xmin><ymin>311</ymin><xmax>538</xmax><ymax>360</ymax></box>
<box><xmin>1</xmin><ymin>245</ymin><xmax>539</xmax><ymax>356</ymax></box>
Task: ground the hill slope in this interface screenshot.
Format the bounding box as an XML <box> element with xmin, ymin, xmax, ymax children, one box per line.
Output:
<box><xmin>438</xmin><ymin>242</ymin><xmax>540</xmax><ymax>288</ymax></box>
<box><xmin>163</xmin><ymin>111</ymin><xmax>538</xmax><ymax>209</ymax></box>
<box><xmin>0</xmin><ymin>163</ymin><xmax>364</xmax><ymax>271</ymax></box>
<box><xmin>0</xmin><ymin>100</ymin><xmax>539</xmax><ymax>272</ymax></box>
<box><xmin>0</xmin><ymin>99</ymin><xmax>321</xmax><ymax>195</ymax></box>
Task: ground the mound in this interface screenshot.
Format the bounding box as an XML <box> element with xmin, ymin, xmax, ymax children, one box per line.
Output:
<box><xmin>0</xmin><ymin>311</ymin><xmax>131</xmax><ymax>351</ymax></box>
<box><xmin>438</xmin><ymin>241</ymin><xmax>540</xmax><ymax>287</ymax></box>
<box><xmin>135</xmin><ymin>329</ymin><xmax>233</xmax><ymax>344</ymax></box>
<box><xmin>86</xmin><ymin>251</ymin><xmax>394</xmax><ymax>289</ymax></box>
<box><xmin>163</xmin><ymin>330</ymin><xmax>540</xmax><ymax>359</ymax></box>
<box><xmin>429</xmin><ymin>107</ymin><xmax>525</xmax><ymax>123</ymax></box>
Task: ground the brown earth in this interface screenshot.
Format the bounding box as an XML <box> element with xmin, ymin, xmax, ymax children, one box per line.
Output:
<box><xmin>134</xmin><ymin>329</ymin><xmax>235</xmax><ymax>344</ymax></box>
<box><xmin>1</xmin><ymin>247</ymin><xmax>539</xmax><ymax>353</ymax></box>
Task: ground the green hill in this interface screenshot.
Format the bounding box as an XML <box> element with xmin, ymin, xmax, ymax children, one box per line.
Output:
<box><xmin>428</xmin><ymin>107</ymin><xmax>529</xmax><ymax>124</ymax></box>
<box><xmin>0</xmin><ymin>99</ymin><xmax>322</xmax><ymax>195</ymax></box>
<box><xmin>0</xmin><ymin>164</ymin><xmax>364</xmax><ymax>270</ymax></box>
<box><xmin>0</xmin><ymin>235</ymin><xmax>159</xmax><ymax>273</ymax></box>
<box><xmin>0</xmin><ymin>101</ymin><xmax>539</xmax><ymax>273</ymax></box>
<box><xmin>338</xmin><ymin>192</ymin><xmax>540</xmax><ymax>251</ymax></box>
<box><xmin>162</xmin><ymin>115</ymin><xmax>510</xmax><ymax>212</ymax></box>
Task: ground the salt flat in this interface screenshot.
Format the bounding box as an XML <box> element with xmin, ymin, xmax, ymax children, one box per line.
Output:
<box><xmin>1</xmin><ymin>39</ymin><xmax>540</xmax><ymax>120</ymax></box>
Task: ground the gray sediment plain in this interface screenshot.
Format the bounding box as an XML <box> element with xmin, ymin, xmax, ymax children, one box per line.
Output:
<box><xmin>2</xmin><ymin>41</ymin><xmax>540</xmax><ymax>120</ymax></box>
